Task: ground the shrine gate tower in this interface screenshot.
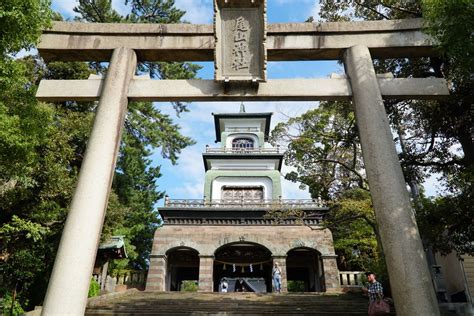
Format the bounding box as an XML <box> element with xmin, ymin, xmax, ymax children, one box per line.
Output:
<box><xmin>146</xmin><ymin>106</ymin><xmax>339</xmax><ymax>293</ymax></box>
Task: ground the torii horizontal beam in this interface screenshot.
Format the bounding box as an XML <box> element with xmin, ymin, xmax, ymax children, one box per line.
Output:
<box><xmin>39</xmin><ymin>18</ymin><xmax>436</xmax><ymax>62</ymax></box>
<box><xmin>36</xmin><ymin>77</ymin><xmax>449</xmax><ymax>102</ymax></box>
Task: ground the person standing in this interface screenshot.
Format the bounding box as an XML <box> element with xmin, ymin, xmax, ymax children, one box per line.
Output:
<box><xmin>272</xmin><ymin>262</ymin><xmax>282</xmax><ymax>293</ymax></box>
<box><xmin>235</xmin><ymin>278</ymin><xmax>244</xmax><ymax>292</ymax></box>
<box><xmin>363</xmin><ymin>272</ymin><xmax>389</xmax><ymax>315</ymax></box>
<box><xmin>220</xmin><ymin>278</ymin><xmax>228</xmax><ymax>293</ymax></box>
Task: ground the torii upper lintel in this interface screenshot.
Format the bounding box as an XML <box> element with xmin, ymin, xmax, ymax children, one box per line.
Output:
<box><xmin>38</xmin><ymin>18</ymin><xmax>436</xmax><ymax>62</ymax></box>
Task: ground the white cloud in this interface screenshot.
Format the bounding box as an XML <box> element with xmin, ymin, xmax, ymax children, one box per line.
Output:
<box><xmin>174</xmin><ymin>0</ymin><xmax>213</xmax><ymax>24</ymax></box>
<box><xmin>52</xmin><ymin>0</ymin><xmax>77</xmax><ymax>18</ymax></box>
<box><xmin>169</xmin><ymin>181</ymin><xmax>204</xmax><ymax>199</ymax></box>
<box><xmin>311</xmin><ymin>3</ymin><xmax>322</xmax><ymax>21</ymax></box>
<box><xmin>176</xmin><ymin>147</ymin><xmax>207</xmax><ymax>180</ymax></box>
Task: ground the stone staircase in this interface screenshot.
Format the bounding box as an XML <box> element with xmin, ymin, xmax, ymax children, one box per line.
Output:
<box><xmin>85</xmin><ymin>290</ymin><xmax>393</xmax><ymax>315</ymax></box>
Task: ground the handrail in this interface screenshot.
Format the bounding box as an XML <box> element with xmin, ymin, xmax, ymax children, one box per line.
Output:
<box><xmin>205</xmin><ymin>146</ymin><xmax>281</xmax><ymax>154</ymax></box>
<box><xmin>225</xmin><ymin>127</ymin><xmax>259</xmax><ymax>132</ymax></box>
<box><xmin>163</xmin><ymin>197</ymin><xmax>325</xmax><ymax>208</ymax></box>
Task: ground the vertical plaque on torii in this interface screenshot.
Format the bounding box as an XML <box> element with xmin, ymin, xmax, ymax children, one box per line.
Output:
<box><xmin>214</xmin><ymin>0</ymin><xmax>267</xmax><ymax>82</ymax></box>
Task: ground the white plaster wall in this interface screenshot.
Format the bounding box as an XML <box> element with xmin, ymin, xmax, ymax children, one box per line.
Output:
<box><xmin>223</xmin><ymin>118</ymin><xmax>265</xmax><ymax>131</ymax></box>
<box><xmin>211</xmin><ymin>176</ymin><xmax>273</xmax><ymax>200</ymax></box>
<box><xmin>211</xmin><ymin>159</ymin><xmax>277</xmax><ymax>170</ymax></box>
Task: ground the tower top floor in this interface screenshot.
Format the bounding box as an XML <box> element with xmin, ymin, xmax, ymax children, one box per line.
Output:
<box><xmin>212</xmin><ymin>110</ymin><xmax>273</xmax><ymax>144</ymax></box>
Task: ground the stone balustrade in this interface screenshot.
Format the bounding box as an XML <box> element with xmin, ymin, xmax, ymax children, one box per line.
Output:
<box><xmin>339</xmin><ymin>271</ymin><xmax>364</xmax><ymax>288</ymax></box>
<box><xmin>205</xmin><ymin>146</ymin><xmax>280</xmax><ymax>154</ymax></box>
<box><xmin>163</xmin><ymin>197</ymin><xmax>325</xmax><ymax>209</ymax></box>
<box><xmin>93</xmin><ymin>270</ymin><xmax>147</xmax><ymax>291</ymax></box>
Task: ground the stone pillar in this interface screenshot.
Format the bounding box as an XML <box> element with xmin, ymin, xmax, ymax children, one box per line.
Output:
<box><xmin>146</xmin><ymin>255</ymin><xmax>168</xmax><ymax>291</ymax></box>
<box><xmin>272</xmin><ymin>256</ymin><xmax>287</xmax><ymax>292</ymax></box>
<box><xmin>344</xmin><ymin>45</ymin><xmax>439</xmax><ymax>316</ymax></box>
<box><xmin>41</xmin><ymin>47</ymin><xmax>137</xmax><ymax>316</ymax></box>
<box><xmin>198</xmin><ymin>255</ymin><xmax>214</xmax><ymax>292</ymax></box>
<box><xmin>321</xmin><ymin>255</ymin><xmax>340</xmax><ymax>292</ymax></box>
<box><xmin>100</xmin><ymin>261</ymin><xmax>109</xmax><ymax>291</ymax></box>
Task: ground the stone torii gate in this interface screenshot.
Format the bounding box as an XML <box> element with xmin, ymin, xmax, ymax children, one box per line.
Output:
<box><xmin>36</xmin><ymin>2</ymin><xmax>448</xmax><ymax>315</ymax></box>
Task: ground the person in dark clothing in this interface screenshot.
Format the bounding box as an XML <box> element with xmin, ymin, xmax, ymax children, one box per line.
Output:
<box><xmin>234</xmin><ymin>278</ymin><xmax>245</xmax><ymax>292</ymax></box>
<box><xmin>363</xmin><ymin>272</ymin><xmax>389</xmax><ymax>315</ymax></box>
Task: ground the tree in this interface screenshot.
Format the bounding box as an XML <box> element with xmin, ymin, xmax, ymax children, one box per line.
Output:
<box><xmin>271</xmin><ymin>101</ymin><xmax>367</xmax><ymax>201</ymax></box>
<box><xmin>419</xmin><ymin>1</ymin><xmax>474</xmax><ymax>255</ymax></box>
<box><xmin>273</xmin><ymin>0</ymin><xmax>473</xmax><ymax>267</ymax></box>
<box><xmin>71</xmin><ymin>0</ymin><xmax>198</xmax><ymax>271</ymax></box>
<box><xmin>1</xmin><ymin>0</ymin><xmax>199</xmax><ymax>311</ymax></box>
<box><xmin>0</xmin><ymin>0</ymin><xmax>53</xmax><ymax>313</ymax></box>
<box><xmin>270</xmin><ymin>103</ymin><xmax>381</xmax><ymax>274</ymax></box>
<box><xmin>0</xmin><ymin>0</ymin><xmax>52</xmax><ymax>57</ymax></box>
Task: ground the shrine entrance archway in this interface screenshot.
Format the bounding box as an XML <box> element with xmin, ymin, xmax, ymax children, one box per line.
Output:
<box><xmin>213</xmin><ymin>242</ymin><xmax>272</xmax><ymax>292</ymax></box>
<box><xmin>165</xmin><ymin>247</ymin><xmax>199</xmax><ymax>291</ymax></box>
<box><xmin>286</xmin><ymin>247</ymin><xmax>324</xmax><ymax>292</ymax></box>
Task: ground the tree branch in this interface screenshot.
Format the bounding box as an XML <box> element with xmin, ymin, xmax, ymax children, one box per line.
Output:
<box><xmin>380</xmin><ymin>2</ymin><xmax>422</xmax><ymax>18</ymax></box>
<box><xmin>354</xmin><ymin>1</ymin><xmax>390</xmax><ymax>20</ymax></box>
<box><xmin>312</xmin><ymin>158</ymin><xmax>369</xmax><ymax>189</ymax></box>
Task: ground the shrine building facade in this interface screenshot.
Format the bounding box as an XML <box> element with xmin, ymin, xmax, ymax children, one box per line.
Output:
<box><xmin>146</xmin><ymin>107</ymin><xmax>340</xmax><ymax>293</ymax></box>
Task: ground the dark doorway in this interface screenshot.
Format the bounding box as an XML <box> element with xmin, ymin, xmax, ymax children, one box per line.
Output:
<box><xmin>213</xmin><ymin>242</ymin><xmax>272</xmax><ymax>292</ymax></box>
<box><xmin>286</xmin><ymin>248</ymin><xmax>325</xmax><ymax>292</ymax></box>
<box><xmin>166</xmin><ymin>247</ymin><xmax>199</xmax><ymax>291</ymax></box>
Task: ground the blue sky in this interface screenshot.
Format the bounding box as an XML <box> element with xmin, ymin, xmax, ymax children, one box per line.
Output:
<box><xmin>50</xmin><ymin>1</ymin><xmax>442</xmax><ymax>202</ymax></box>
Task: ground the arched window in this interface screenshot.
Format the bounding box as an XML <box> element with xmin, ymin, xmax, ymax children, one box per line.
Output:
<box><xmin>232</xmin><ymin>138</ymin><xmax>254</xmax><ymax>150</ymax></box>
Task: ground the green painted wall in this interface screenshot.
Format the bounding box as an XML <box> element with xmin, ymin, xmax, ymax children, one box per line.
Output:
<box><xmin>204</xmin><ymin>170</ymin><xmax>282</xmax><ymax>200</ymax></box>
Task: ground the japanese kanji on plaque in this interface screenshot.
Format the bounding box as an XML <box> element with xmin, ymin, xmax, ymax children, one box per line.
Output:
<box><xmin>214</xmin><ymin>0</ymin><xmax>266</xmax><ymax>82</ymax></box>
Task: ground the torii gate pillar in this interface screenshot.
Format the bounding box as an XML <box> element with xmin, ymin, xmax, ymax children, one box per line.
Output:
<box><xmin>344</xmin><ymin>45</ymin><xmax>439</xmax><ymax>316</ymax></box>
<box><xmin>41</xmin><ymin>47</ymin><xmax>137</xmax><ymax>316</ymax></box>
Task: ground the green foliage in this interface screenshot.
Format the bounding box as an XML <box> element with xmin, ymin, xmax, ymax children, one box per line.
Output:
<box><xmin>0</xmin><ymin>0</ymin><xmax>52</xmax><ymax>57</ymax></box>
<box><xmin>73</xmin><ymin>0</ymin><xmax>123</xmax><ymax>22</ymax></box>
<box><xmin>416</xmin><ymin>168</ymin><xmax>474</xmax><ymax>255</ymax></box>
<box><xmin>328</xmin><ymin>189</ymin><xmax>380</xmax><ymax>271</ymax></box>
<box><xmin>180</xmin><ymin>281</ymin><xmax>198</xmax><ymax>292</ymax></box>
<box><xmin>88</xmin><ymin>278</ymin><xmax>101</xmax><ymax>298</ymax></box>
<box><xmin>287</xmin><ymin>280</ymin><xmax>305</xmax><ymax>292</ymax></box>
<box><xmin>271</xmin><ymin>101</ymin><xmax>367</xmax><ymax>201</ymax></box>
<box><xmin>284</xmin><ymin>0</ymin><xmax>474</xmax><ymax>263</ymax></box>
<box><xmin>1</xmin><ymin>292</ymin><xmax>25</xmax><ymax>316</ymax></box>
<box><xmin>126</xmin><ymin>0</ymin><xmax>186</xmax><ymax>23</ymax></box>
<box><xmin>422</xmin><ymin>0</ymin><xmax>474</xmax><ymax>81</ymax></box>
<box><xmin>271</xmin><ymin>102</ymin><xmax>381</xmax><ymax>270</ymax></box>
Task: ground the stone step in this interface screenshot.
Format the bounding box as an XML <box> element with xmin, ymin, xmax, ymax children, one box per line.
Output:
<box><xmin>85</xmin><ymin>291</ymin><xmax>392</xmax><ymax>315</ymax></box>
